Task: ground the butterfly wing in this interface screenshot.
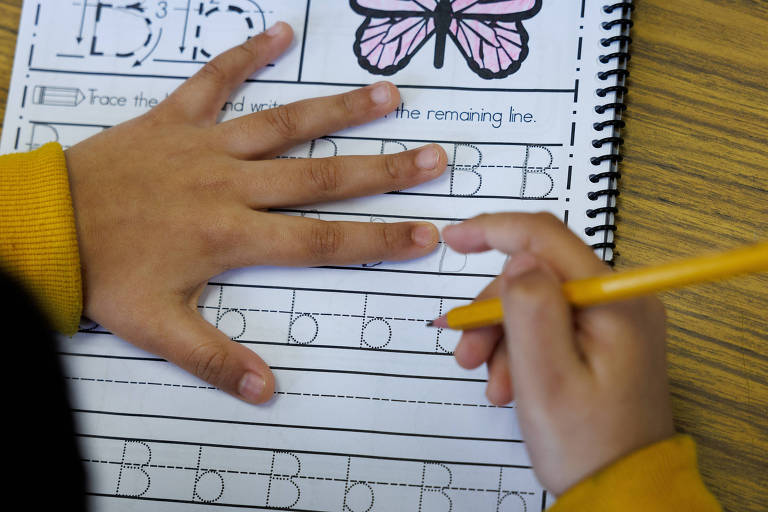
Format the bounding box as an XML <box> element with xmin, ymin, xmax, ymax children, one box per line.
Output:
<box><xmin>352</xmin><ymin>0</ymin><xmax>437</xmax><ymax>75</ymax></box>
<box><xmin>351</xmin><ymin>0</ymin><xmax>438</xmax><ymax>16</ymax></box>
<box><xmin>449</xmin><ymin>0</ymin><xmax>542</xmax><ymax>79</ymax></box>
<box><xmin>353</xmin><ymin>16</ymin><xmax>437</xmax><ymax>75</ymax></box>
<box><xmin>451</xmin><ymin>0</ymin><xmax>540</xmax><ymax>19</ymax></box>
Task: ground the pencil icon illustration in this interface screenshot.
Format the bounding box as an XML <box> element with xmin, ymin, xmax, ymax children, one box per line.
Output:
<box><xmin>32</xmin><ymin>86</ymin><xmax>85</xmax><ymax>107</ymax></box>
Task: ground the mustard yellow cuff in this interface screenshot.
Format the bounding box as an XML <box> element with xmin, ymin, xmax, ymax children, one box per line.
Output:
<box><xmin>549</xmin><ymin>434</ymin><xmax>721</xmax><ymax>512</ymax></box>
<box><xmin>0</xmin><ymin>142</ymin><xmax>82</xmax><ymax>334</ymax></box>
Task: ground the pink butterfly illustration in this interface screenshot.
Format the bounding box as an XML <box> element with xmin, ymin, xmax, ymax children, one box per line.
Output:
<box><xmin>351</xmin><ymin>0</ymin><xmax>542</xmax><ymax>80</ymax></box>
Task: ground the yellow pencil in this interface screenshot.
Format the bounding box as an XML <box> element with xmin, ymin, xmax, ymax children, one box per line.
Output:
<box><xmin>428</xmin><ymin>241</ymin><xmax>768</xmax><ymax>330</ymax></box>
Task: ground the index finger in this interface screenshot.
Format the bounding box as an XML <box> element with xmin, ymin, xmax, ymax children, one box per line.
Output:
<box><xmin>442</xmin><ymin>212</ymin><xmax>610</xmax><ymax>280</ymax></box>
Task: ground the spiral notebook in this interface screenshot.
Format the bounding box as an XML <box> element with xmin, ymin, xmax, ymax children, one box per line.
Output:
<box><xmin>0</xmin><ymin>1</ymin><xmax>632</xmax><ymax>510</ymax></box>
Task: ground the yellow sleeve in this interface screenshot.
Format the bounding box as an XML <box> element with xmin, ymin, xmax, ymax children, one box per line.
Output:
<box><xmin>549</xmin><ymin>434</ymin><xmax>721</xmax><ymax>512</ymax></box>
<box><xmin>0</xmin><ymin>142</ymin><xmax>82</xmax><ymax>335</ymax></box>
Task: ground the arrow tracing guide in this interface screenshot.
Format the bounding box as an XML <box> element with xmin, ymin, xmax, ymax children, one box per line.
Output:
<box><xmin>65</xmin><ymin>0</ymin><xmax>273</xmax><ymax>68</ymax></box>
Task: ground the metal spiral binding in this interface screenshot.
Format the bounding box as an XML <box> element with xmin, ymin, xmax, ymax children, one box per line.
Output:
<box><xmin>588</xmin><ymin>2</ymin><xmax>634</xmax><ymax>261</ymax></box>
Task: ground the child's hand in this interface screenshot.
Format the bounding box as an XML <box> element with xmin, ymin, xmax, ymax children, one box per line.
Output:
<box><xmin>443</xmin><ymin>213</ymin><xmax>675</xmax><ymax>495</ymax></box>
<box><xmin>65</xmin><ymin>23</ymin><xmax>447</xmax><ymax>405</ymax></box>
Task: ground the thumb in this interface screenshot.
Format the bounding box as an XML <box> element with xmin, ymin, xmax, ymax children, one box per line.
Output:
<box><xmin>148</xmin><ymin>304</ymin><xmax>275</xmax><ymax>404</ymax></box>
<box><xmin>499</xmin><ymin>252</ymin><xmax>585</xmax><ymax>404</ymax></box>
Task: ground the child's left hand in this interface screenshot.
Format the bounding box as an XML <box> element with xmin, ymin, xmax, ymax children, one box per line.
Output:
<box><xmin>64</xmin><ymin>22</ymin><xmax>447</xmax><ymax>405</ymax></box>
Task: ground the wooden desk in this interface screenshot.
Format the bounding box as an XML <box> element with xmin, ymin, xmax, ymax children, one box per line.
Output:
<box><xmin>620</xmin><ymin>3</ymin><xmax>767</xmax><ymax>510</ymax></box>
<box><xmin>1</xmin><ymin>1</ymin><xmax>765</xmax><ymax>510</ymax></box>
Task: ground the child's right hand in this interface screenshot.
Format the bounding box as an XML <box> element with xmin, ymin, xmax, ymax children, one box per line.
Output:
<box><xmin>443</xmin><ymin>213</ymin><xmax>675</xmax><ymax>496</ymax></box>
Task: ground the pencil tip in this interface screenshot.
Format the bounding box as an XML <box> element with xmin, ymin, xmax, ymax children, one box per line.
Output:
<box><xmin>427</xmin><ymin>317</ymin><xmax>449</xmax><ymax>329</ymax></box>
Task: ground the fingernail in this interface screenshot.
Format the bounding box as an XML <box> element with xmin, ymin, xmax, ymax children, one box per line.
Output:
<box><xmin>415</xmin><ymin>146</ymin><xmax>439</xmax><ymax>170</ymax></box>
<box><xmin>370</xmin><ymin>82</ymin><xmax>391</xmax><ymax>105</ymax></box>
<box><xmin>503</xmin><ymin>252</ymin><xmax>539</xmax><ymax>278</ymax></box>
<box><xmin>412</xmin><ymin>223</ymin><xmax>437</xmax><ymax>247</ymax></box>
<box><xmin>266</xmin><ymin>22</ymin><xmax>285</xmax><ymax>37</ymax></box>
<box><xmin>238</xmin><ymin>372</ymin><xmax>265</xmax><ymax>402</ymax></box>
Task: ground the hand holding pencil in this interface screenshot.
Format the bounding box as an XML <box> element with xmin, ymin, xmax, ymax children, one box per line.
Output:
<box><xmin>439</xmin><ymin>212</ymin><xmax>676</xmax><ymax>495</ymax></box>
<box><xmin>430</xmin><ymin>239</ymin><xmax>768</xmax><ymax>330</ymax></box>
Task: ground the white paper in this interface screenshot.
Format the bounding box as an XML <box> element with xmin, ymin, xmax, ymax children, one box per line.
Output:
<box><xmin>1</xmin><ymin>2</ymin><xmax>627</xmax><ymax>510</ymax></box>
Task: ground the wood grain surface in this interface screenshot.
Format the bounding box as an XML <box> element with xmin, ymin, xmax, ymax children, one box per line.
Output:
<box><xmin>0</xmin><ymin>1</ymin><xmax>765</xmax><ymax>510</ymax></box>
<box><xmin>0</xmin><ymin>0</ymin><xmax>19</xmax><ymax>126</ymax></box>
<box><xmin>620</xmin><ymin>2</ymin><xmax>767</xmax><ymax>511</ymax></box>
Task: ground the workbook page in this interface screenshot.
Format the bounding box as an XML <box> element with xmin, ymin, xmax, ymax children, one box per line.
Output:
<box><xmin>0</xmin><ymin>1</ymin><xmax>627</xmax><ymax>510</ymax></box>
